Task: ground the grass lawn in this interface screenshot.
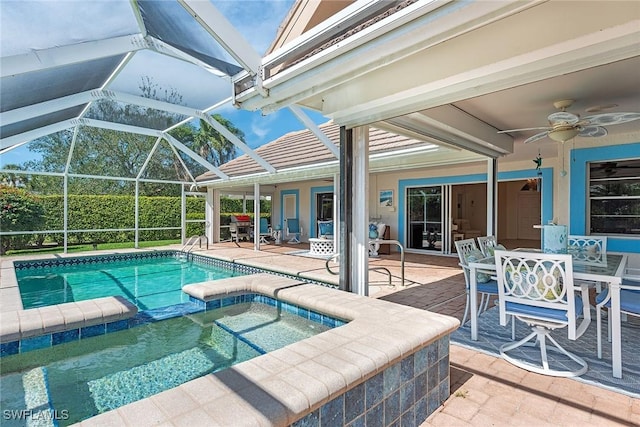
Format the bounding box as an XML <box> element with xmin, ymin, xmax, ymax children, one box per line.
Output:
<box><xmin>5</xmin><ymin>240</ymin><xmax>180</xmax><ymax>257</ymax></box>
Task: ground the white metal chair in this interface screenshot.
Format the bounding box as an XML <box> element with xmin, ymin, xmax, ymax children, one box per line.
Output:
<box><xmin>568</xmin><ymin>235</ymin><xmax>607</xmax><ymax>254</ymax></box>
<box><xmin>595</xmin><ymin>277</ymin><xmax>640</xmax><ymax>362</ymax></box>
<box><xmin>494</xmin><ymin>250</ymin><xmax>591</xmax><ymax>377</ymax></box>
<box><xmin>286</xmin><ymin>218</ymin><xmax>302</xmax><ymax>244</ymax></box>
<box><xmin>454</xmin><ymin>238</ymin><xmax>499</xmax><ymax>325</ymax></box>
<box><xmin>568</xmin><ymin>235</ymin><xmax>607</xmax><ymax>291</ymax></box>
<box><xmin>477</xmin><ymin>235</ymin><xmax>497</xmax><ymax>257</ymax></box>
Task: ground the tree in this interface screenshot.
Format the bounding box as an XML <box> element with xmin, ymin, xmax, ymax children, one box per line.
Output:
<box><xmin>0</xmin><ymin>186</ymin><xmax>45</xmax><ymax>254</ymax></box>
<box><xmin>193</xmin><ymin>115</ymin><xmax>240</xmax><ymax>166</ymax></box>
<box><xmin>23</xmin><ymin>78</ymin><xmax>244</xmax><ymax>195</ymax></box>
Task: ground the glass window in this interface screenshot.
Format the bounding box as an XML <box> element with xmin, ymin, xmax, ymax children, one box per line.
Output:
<box><xmin>588</xmin><ymin>158</ymin><xmax>640</xmax><ymax>235</ymax></box>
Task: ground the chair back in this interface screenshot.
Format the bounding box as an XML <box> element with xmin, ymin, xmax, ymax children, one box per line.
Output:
<box><xmin>477</xmin><ymin>235</ymin><xmax>497</xmax><ymax>257</ymax></box>
<box><xmin>259</xmin><ymin>217</ymin><xmax>270</xmax><ymax>234</ymax></box>
<box><xmin>494</xmin><ymin>250</ymin><xmax>589</xmax><ymax>340</ymax></box>
<box><xmin>318</xmin><ymin>220</ymin><xmax>333</xmax><ymax>237</ymax></box>
<box><xmin>455</xmin><ymin>238</ymin><xmax>479</xmax><ymax>266</ymax></box>
<box><xmin>286</xmin><ymin>218</ymin><xmax>300</xmax><ymax>233</ymax></box>
<box><xmin>568</xmin><ymin>235</ymin><xmax>607</xmax><ymax>254</ymax></box>
<box><xmin>454</xmin><ymin>238</ymin><xmax>481</xmax><ymax>288</ymax></box>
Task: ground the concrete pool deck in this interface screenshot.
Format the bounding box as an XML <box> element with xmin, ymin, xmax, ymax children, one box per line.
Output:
<box><xmin>1</xmin><ymin>243</ymin><xmax>639</xmax><ymax>425</ymax></box>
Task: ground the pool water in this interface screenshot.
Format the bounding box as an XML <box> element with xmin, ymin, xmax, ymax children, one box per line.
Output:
<box><xmin>0</xmin><ymin>302</ymin><xmax>333</xmax><ymax>426</ymax></box>
<box><xmin>16</xmin><ymin>257</ymin><xmax>247</xmax><ymax>310</ymax></box>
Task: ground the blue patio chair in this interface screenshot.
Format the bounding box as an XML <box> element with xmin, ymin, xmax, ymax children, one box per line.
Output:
<box><xmin>259</xmin><ymin>217</ymin><xmax>271</xmax><ymax>244</ymax></box>
<box><xmin>454</xmin><ymin>238</ymin><xmax>499</xmax><ymax>326</ymax></box>
<box><xmin>494</xmin><ymin>250</ymin><xmax>591</xmax><ymax>377</ymax></box>
<box><xmin>317</xmin><ymin>220</ymin><xmax>333</xmax><ymax>238</ymax></box>
<box><xmin>286</xmin><ymin>218</ymin><xmax>302</xmax><ymax>244</ymax></box>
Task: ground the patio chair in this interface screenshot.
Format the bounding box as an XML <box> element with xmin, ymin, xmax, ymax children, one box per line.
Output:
<box><xmin>477</xmin><ymin>235</ymin><xmax>508</xmax><ymax>258</ymax></box>
<box><xmin>595</xmin><ymin>277</ymin><xmax>640</xmax><ymax>361</ymax></box>
<box><xmin>568</xmin><ymin>235</ymin><xmax>607</xmax><ymax>254</ymax></box>
<box><xmin>454</xmin><ymin>238</ymin><xmax>499</xmax><ymax>325</ymax></box>
<box><xmin>317</xmin><ymin>220</ymin><xmax>334</xmax><ymax>239</ymax></box>
<box><xmin>286</xmin><ymin>218</ymin><xmax>302</xmax><ymax>244</ymax></box>
<box><xmin>494</xmin><ymin>250</ymin><xmax>591</xmax><ymax>377</ymax></box>
<box><xmin>568</xmin><ymin>235</ymin><xmax>607</xmax><ymax>291</ymax></box>
<box><xmin>258</xmin><ymin>217</ymin><xmax>271</xmax><ymax>244</ymax></box>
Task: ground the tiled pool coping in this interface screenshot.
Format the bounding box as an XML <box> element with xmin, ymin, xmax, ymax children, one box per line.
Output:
<box><xmin>1</xmin><ymin>251</ymin><xmax>459</xmax><ymax>426</ymax></box>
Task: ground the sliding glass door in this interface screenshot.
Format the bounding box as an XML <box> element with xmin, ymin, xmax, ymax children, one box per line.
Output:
<box><xmin>407</xmin><ymin>186</ymin><xmax>443</xmax><ymax>252</ymax></box>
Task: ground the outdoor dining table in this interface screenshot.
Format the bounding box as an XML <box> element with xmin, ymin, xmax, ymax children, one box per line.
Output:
<box><xmin>467</xmin><ymin>250</ymin><xmax>628</xmax><ymax>378</ymax></box>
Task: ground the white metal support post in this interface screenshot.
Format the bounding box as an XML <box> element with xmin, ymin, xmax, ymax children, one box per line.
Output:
<box><xmin>333</xmin><ymin>172</ymin><xmax>340</xmax><ymax>254</ymax></box>
<box><xmin>254</xmin><ymin>183</ymin><xmax>260</xmax><ymax>251</ymax></box>
<box><xmin>135</xmin><ymin>180</ymin><xmax>139</xmax><ymax>248</ymax></box>
<box><xmin>181</xmin><ymin>185</ymin><xmax>186</xmax><ymax>244</ymax></box>
<box><xmin>206</xmin><ymin>188</ymin><xmax>216</xmax><ymax>243</ymax></box>
<box><xmin>352</xmin><ymin>126</ymin><xmax>369</xmax><ymax>296</ymax></box>
<box><xmin>487</xmin><ymin>158</ymin><xmax>498</xmax><ymax>237</ymax></box>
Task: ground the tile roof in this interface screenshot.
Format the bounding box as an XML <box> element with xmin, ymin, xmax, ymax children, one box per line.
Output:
<box><xmin>196</xmin><ymin>121</ymin><xmax>432</xmax><ymax>182</ymax></box>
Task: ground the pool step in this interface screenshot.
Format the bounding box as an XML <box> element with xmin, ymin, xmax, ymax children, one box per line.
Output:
<box><xmin>0</xmin><ymin>367</ymin><xmax>56</xmax><ymax>427</ymax></box>
<box><xmin>87</xmin><ymin>347</ymin><xmax>215</xmax><ymax>413</ymax></box>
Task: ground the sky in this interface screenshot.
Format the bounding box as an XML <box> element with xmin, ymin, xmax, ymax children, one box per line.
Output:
<box><xmin>0</xmin><ymin>0</ymin><xmax>329</xmax><ymax>167</ymax></box>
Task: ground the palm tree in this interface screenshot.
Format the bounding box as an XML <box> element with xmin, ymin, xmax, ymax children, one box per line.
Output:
<box><xmin>194</xmin><ymin>114</ymin><xmax>242</xmax><ymax>166</ymax></box>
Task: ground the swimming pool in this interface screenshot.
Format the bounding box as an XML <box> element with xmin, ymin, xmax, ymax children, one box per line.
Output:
<box><xmin>0</xmin><ymin>297</ymin><xmax>338</xmax><ymax>426</ymax></box>
<box><xmin>14</xmin><ymin>251</ymin><xmax>252</xmax><ymax>311</ymax></box>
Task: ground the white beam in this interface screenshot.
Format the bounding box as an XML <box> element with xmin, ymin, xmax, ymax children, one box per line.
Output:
<box><xmin>79</xmin><ymin>118</ymin><xmax>161</xmax><ymax>137</ymax></box>
<box><xmin>1</xmin><ymin>120</ymin><xmax>75</xmax><ymax>150</ymax></box>
<box><xmin>179</xmin><ymin>0</ymin><xmax>262</xmax><ymax>75</ymax></box>
<box><xmin>104</xmin><ymin>90</ymin><xmax>276</xmax><ymax>173</ymax></box>
<box><xmin>145</xmin><ymin>36</ymin><xmax>229</xmax><ymax>78</ymax></box>
<box><xmin>163</xmin><ymin>133</ymin><xmax>229</xmax><ymax>180</ymax></box>
<box><xmin>0</xmin><ymin>34</ymin><xmax>148</xmax><ymax>78</ymax></box>
<box><xmin>199</xmin><ymin>114</ymin><xmax>277</xmax><ymax>174</ymax></box>
<box><xmin>1</xmin><ymin>91</ymin><xmax>96</xmax><ymax>126</ymax></box>
<box><xmin>289</xmin><ymin>105</ymin><xmax>339</xmax><ymax>158</ymax></box>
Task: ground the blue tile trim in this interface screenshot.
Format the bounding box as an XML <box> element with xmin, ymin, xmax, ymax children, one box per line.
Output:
<box><xmin>2</xmin><ymin>292</ymin><xmax>347</xmax><ymax>357</ymax></box>
<box><xmin>15</xmin><ymin>251</ymin><xmax>338</xmax><ymax>290</ymax></box>
<box><xmin>1</xmin><ymin>341</ymin><xmax>19</xmax><ymax>357</ymax></box>
<box><xmin>291</xmin><ymin>336</ymin><xmax>451</xmax><ymax>427</ymax></box>
<box><xmin>21</xmin><ymin>334</ymin><xmax>51</xmax><ymax>352</ymax></box>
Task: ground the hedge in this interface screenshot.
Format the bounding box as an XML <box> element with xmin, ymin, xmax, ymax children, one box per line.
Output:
<box><xmin>5</xmin><ymin>193</ymin><xmax>271</xmax><ymax>249</ymax></box>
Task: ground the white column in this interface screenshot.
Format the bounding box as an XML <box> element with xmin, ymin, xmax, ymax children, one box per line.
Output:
<box><xmin>181</xmin><ymin>185</ymin><xmax>186</xmax><ymax>244</ymax></box>
<box><xmin>333</xmin><ymin>172</ymin><xmax>339</xmax><ymax>254</ymax></box>
<box><xmin>205</xmin><ymin>188</ymin><xmax>215</xmax><ymax>243</ymax></box>
<box><xmin>487</xmin><ymin>158</ymin><xmax>497</xmax><ymax>237</ymax></box>
<box><xmin>254</xmin><ymin>182</ymin><xmax>260</xmax><ymax>251</ymax></box>
<box><xmin>352</xmin><ymin>126</ymin><xmax>369</xmax><ymax>296</ymax></box>
<box><xmin>212</xmin><ymin>188</ymin><xmax>221</xmax><ymax>243</ymax></box>
<box><xmin>63</xmin><ymin>174</ymin><xmax>68</xmax><ymax>253</ymax></box>
<box><xmin>134</xmin><ymin>180</ymin><xmax>139</xmax><ymax>248</ymax></box>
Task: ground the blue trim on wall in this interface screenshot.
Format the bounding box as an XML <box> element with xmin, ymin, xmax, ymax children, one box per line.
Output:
<box><xmin>570</xmin><ymin>142</ymin><xmax>640</xmax><ymax>253</ymax></box>
<box><xmin>397</xmin><ymin>168</ymin><xmax>553</xmax><ymax>249</ymax></box>
<box><xmin>310</xmin><ymin>186</ymin><xmax>334</xmax><ymax>237</ymax></box>
<box><xmin>280</xmin><ymin>189</ymin><xmax>299</xmax><ymax>231</ymax></box>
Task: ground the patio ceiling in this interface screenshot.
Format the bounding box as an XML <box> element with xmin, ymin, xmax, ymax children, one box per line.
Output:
<box><xmin>234</xmin><ymin>0</ymin><xmax>640</xmax><ymax>162</ymax></box>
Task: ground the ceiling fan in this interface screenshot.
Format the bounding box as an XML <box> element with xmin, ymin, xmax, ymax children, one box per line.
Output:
<box><xmin>498</xmin><ymin>99</ymin><xmax>640</xmax><ymax>143</ymax></box>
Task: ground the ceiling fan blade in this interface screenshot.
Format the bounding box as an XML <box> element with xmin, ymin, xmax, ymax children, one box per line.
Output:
<box><xmin>548</xmin><ymin>111</ymin><xmax>580</xmax><ymax>125</ymax></box>
<box><xmin>579</xmin><ymin>126</ymin><xmax>607</xmax><ymax>138</ymax></box>
<box><xmin>523</xmin><ymin>131</ymin><xmax>550</xmax><ymax>144</ymax></box>
<box><xmin>497</xmin><ymin>126</ymin><xmax>550</xmax><ymax>134</ymax></box>
<box><xmin>583</xmin><ymin>112</ymin><xmax>640</xmax><ymax>126</ymax></box>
